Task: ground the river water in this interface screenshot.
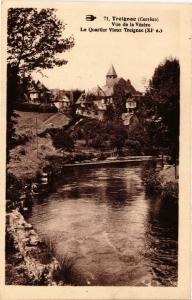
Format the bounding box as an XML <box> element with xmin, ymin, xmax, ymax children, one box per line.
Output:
<box><xmin>27</xmin><ymin>163</ymin><xmax>178</xmax><ymax>286</ymax></box>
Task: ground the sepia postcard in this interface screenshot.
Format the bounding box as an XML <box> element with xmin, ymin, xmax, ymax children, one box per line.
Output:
<box><xmin>0</xmin><ymin>1</ymin><xmax>191</xmax><ymax>299</ymax></box>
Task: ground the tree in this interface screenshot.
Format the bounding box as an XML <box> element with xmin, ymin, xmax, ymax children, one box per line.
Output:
<box><xmin>145</xmin><ymin>58</ymin><xmax>180</xmax><ymax>161</ymax></box>
<box><xmin>8</xmin><ymin>8</ymin><xmax>74</xmax><ymax>75</ymax></box>
<box><xmin>113</xmin><ymin>79</ymin><xmax>127</xmax><ymax>117</ymax></box>
<box><xmin>7</xmin><ymin>8</ymin><xmax>74</xmax><ymax>160</ymax></box>
<box><xmin>7</xmin><ymin>8</ymin><xmax>74</xmax><ymax>112</ymax></box>
<box><xmin>109</xmin><ymin>123</ymin><xmax>128</xmax><ymax>154</ymax></box>
<box><xmin>52</xmin><ymin>129</ymin><xmax>74</xmax><ymax>154</ymax></box>
<box><xmin>104</xmin><ymin>104</ymin><xmax>115</xmax><ymax>121</ymax></box>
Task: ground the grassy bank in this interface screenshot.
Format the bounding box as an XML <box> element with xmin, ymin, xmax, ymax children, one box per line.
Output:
<box><xmin>8</xmin><ymin>111</ymin><xmax>69</xmax><ymax>180</ymax></box>
<box><xmin>142</xmin><ymin>161</ymin><xmax>178</xmax><ymax>205</ymax></box>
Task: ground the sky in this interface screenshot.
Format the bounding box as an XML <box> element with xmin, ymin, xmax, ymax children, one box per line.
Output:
<box><xmin>32</xmin><ymin>4</ymin><xmax>180</xmax><ymax>92</ymax></box>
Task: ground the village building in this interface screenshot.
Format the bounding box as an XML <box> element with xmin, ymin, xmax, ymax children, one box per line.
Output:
<box><xmin>50</xmin><ymin>89</ymin><xmax>73</xmax><ymax>113</ymax></box>
<box><xmin>25</xmin><ymin>80</ymin><xmax>52</xmax><ymax>105</ymax></box>
<box><xmin>122</xmin><ymin>95</ymin><xmax>139</xmax><ymax>127</ymax></box>
<box><xmin>76</xmin><ymin>65</ymin><xmax>140</xmax><ymax>126</ymax></box>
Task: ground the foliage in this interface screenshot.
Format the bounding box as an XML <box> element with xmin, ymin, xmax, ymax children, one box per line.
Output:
<box><xmin>52</xmin><ymin>129</ymin><xmax>74</xmax><ymax>152</ymax></box>
<box><xmin>109</xmin><ymin>125</ymin><xmax>128</xmax><ymax>151</ymax></box>
<box><xmin>141</xmin><ymin>160</ymin><xmax>162</xmax><ymax>195</ymax></box>
<box><xmin>8</xmin><ymin>8</ymin><xmax>74</xmax><ymax>73</ymax></box>
<box><xmin>113</xmin><ymin>79</ymin><xmax>127</xmax><ymax>117</ymax></box>
<box><xmin>143</xmin><ymin>172</ymin><xmax>162</xmax><ymax>195</ymax></box>
<box><xmin>44</xmin><ymin>238</ymin><xmax>85</xmax><ymax>285</ymax></box>
<box><xmin>7</xmin><ymin>8</ymin><xmax>74</xmax><ymax>162</ymax></box>
<box><xmin>15</xmin><ymin>102</ymin><xmax>58</xmax><ymax>113</ymax></box>
<box><xmin>53</xmin><ymin>256</ymin><xmax>76</xmax><ymax>285</ymax></box>
<box><xmin>6</xmin><ymin>172</ymin><xmax>23</xmax><ymax>204</ymax></box>
<box><xmin>104</xmin><ymin>104</ymin><xmax>115</xmax><ymax>120</ymax></box>
<box><xmin>91</xmin><ymin>135</ymin><xmax>107</xmax><ymax>150</ymax></box>
<box><xmin>124</xmin><ymin>139</ymin><xmax>141</xmax><ymax>155</ymax></box>
<box><xmin>72</xmin><ymin>119</ymin><xmax>128</xmax><ymax>152</ymax></box>
<box><xmin>161</xmin><ymin>181</ymin><xmax>178</xmax><ymax>203</ymax></box>
<box><xmin>6</xmin><ymin>230</ymin><xmax>16</xmax><ymax>256</ymax></box>
<box><xmin>144</xmin><ymin>58</ymin><xmax>180</xmax><ymax>161</ymax></box>
<box><xmin>141</xmin><ymin>161</ymin><xmax>178</xmax><ymax>206</ymax></box>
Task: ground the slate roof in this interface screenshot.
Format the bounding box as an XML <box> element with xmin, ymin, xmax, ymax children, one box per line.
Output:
<box><xmin>27</xmin><ymin>80</ymin><xmax>48</xmax><ymax>93</ymax></box>
<box><xmin>106</xmin><ymin>65</ymin><xmax>117</xmax><ymax>77</ymax></box>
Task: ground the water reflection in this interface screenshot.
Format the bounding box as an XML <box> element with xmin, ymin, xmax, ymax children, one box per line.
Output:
<box><xmin>145</xmin><ymin>195</ymin><xmax>178</xmax><ymax>286</ymax></box>
<box><xmin>27</xmin><ymin>164</ymin><xmax>178</xmax><ymax>286</ymax></box>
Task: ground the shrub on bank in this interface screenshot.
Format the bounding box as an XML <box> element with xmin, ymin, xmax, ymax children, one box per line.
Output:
<box><xmin>141</xmin><ymin>162</ymin><xmax>178</xmax><ymax>203</ymax></box>
<box><xmin>141</xmin><ymin>160</ymin><xmax>159</xmax><ymax>194</ymax></box>
<box><xmin>143</xmin><ymin>172</ymin><xmax>162</xmax><ymax>195</ymax></box>
<box><xmin>52</xmin><ymin>256</ymin><xmax>75</xmax><ymax>285</ymax></box>
<box><xmin>43</xmin><ymin>238</ymin><xmax>85</xmax><ymax>285</ymax></box>
<box><xmin>6</xmin><ymin>173</ymin><xmax>23</xmax><ymax>207</ymax></box>
<box><xmin>161</xmin><ymin>181</ymin><xmax>178</xmax><ymax>203</ymax></box>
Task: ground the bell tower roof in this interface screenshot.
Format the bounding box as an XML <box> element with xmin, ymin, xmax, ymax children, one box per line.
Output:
<box><xmin>106</xmin><ymin>65</ymin><xmax>117</xmax><ymax>77</ymax></box>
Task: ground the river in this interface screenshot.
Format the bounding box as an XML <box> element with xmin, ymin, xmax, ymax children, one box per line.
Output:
<box><xmin>26</xmin><ymin>163</ymin><xmax>178</xmax><ymax>286</ymax></box>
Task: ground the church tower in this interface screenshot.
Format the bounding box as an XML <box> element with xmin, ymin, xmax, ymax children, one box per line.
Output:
<box><xmin>106</xmin><ymin>65</ymin><xmax>117</xmax><ymax>87</ymax></box>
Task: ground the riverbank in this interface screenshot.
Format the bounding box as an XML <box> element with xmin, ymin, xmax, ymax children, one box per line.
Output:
<box><xmin>6</xmin><ymin>210</ymin><xmax>88</xmax><ymax>286</ymax></box>
<box><xmin>6</xmin><ymin>210</ymin><xmax>70</xmax><ymax>285</ymax></box>
<box><xmin>63</xmin><ymin>155</ymin><xmax>161</xmax><ymax>167</ymax></box>
<box><xmin>142</xmin><ymin>163</ymin><xmax>178</xmax><ymax>206</ymax></box>
<box><xmin>6</xmin><ymin>211</ymin><xmax>59</xmax><ymax>285</ymax></box>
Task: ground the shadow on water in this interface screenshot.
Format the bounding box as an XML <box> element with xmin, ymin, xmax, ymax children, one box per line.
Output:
<box><xmin>105</xmin><ymin>169</ymin><xmax>128</xmax><ymax>208</ymax></box>
<box><xmin>145</xmin><ymin>195</ymin><xmax>178</xmax><ymax>286</ymax></box>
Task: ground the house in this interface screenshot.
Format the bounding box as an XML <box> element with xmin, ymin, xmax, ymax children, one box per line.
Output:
<box><xmin>76</xmin><ymin>65</ymin><xmax>140</xmax><ymax>123</ymax></box>
<box><xmin>50</xmin><ymin>89</ymin><xmax>73</xmax><ymax>113</ymax></box>
<box><xmin>122</xmin><ymin>94</ymin><xmax>139</xmax><ymax>127</ymax></box>
<box><xmin>53</xmin><ymin>94</ymin><xmax>70</xmax><ymax>112</ymax></box>
<box><xmin>26</xmin><ymin>80</ymin><xmax>51</xmax><ymax>105</ymax></box>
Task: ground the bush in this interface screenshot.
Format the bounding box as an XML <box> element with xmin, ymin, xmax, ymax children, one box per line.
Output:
<box><xmin>161</xmin><ymin>182</ymin><xmax>178</xmax><ymax>203</ymax></box>
<box><xmin>141</xmin><ymin>161</ymin><xmax>179</xmax><ymax>207</ymax></box>
<box><xmin>52</xmin><ymin>130</ymin><xmax>74</xmax><ymax>152</ymax></box>
<box><xmin>73</xmin><ymin>152</ymin><xmax>94</xmax><ymax>162</ymax></box>
<box><xmin>141</xmin><ymin>160</ymin><xmax>162</xmax><ymax>195</ymax></box>
<box><xmin>124</xmin><ymin>139</ymin><xmax>141</xmax><ymax>155</ymax></box>
<box><xmin>144</xmin><ymin>172</ymin><xmax>162</xmax><ymax>195</ymax></box>
<box><xmin>53</xmin><ymin>256</ymin><xmax>75</xmax><ymax>284</ymax></box>
<box><xmin>5</xmin><ymin>230</ymin><xmax>16</xmax><ymax>256</ymax></box>
<box><xmin>6</xmin><ymin>172</ymin><xmax>23</xmax><ymax>206</ymax></box>
<box><xmin>52</xmin><ymin>255</ymin><xmax>86</xmax><ymax>285</ymax></box>
<box><xmin>91</xmin><ymin>135</ymin><xmax>108</xmax><ymax>150</ymax></box>
<box><xmin>43</xmin><ymin>238</ymin><xmax>85</xmax><ymax>285</ymax></box>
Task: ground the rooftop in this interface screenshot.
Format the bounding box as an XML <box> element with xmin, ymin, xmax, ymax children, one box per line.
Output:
<box><xmin>106</xmin><ymin>64</ymin><xmax>117</xmax><ymax>77</ymax></box>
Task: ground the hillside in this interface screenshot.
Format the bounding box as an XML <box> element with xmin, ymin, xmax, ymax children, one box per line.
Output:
<box><xmin>8</xmin><ymin>111</ymin><xmax>69</xmax><ymax>179</ymax></box>
<box><xmin>13</xmin><ymin>111</ymin><xmax>69</xmax><ymax>134</ymax></box>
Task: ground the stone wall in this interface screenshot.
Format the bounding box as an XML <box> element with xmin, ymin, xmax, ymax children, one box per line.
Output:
<box><xmin>7</xmin><ymin>210</ymin><xmax>61</xmax><ymax>285</ymax></box>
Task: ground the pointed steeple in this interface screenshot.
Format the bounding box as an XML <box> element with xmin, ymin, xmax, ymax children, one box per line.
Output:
<box><xmin>106</xmin><ymin>64</ymin><xmax>117</xmax><ymax>77</ymax></box>
<box><xmin>106</xmin><ymin>64</ymin><xmax>117</xmax><ymax>87</ymax></box>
